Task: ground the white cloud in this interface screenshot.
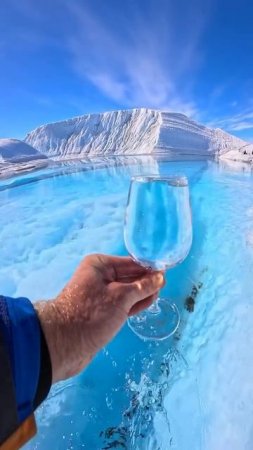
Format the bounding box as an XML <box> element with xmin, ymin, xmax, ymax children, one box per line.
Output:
<box><xmin>1</xmin><ymin>0</ymin><xmax>215</xmax><ymax>120</ymax></box>
<box><xmin>229</xmin><ymin>121</ymin><xmax>253</xmax><ymax>131</ymax></box>
<box><xmin>209</xmin><ymin>109</ymin><xmax>253</xmax><ymax>132</ymax></box>
<box><xmin>64</xmin><ymin>0</ymin><xmax>209</xmax><ymax>116</ymax></box>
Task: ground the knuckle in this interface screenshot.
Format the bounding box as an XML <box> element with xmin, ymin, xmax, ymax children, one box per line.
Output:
<box><xmin>83</xmin><ymin>253</ymin><xmax>103</xmax><ymax>264</ymax></box>
<box><xmin>135</xmin><ymin>281</ymin><xmax>143</xmax><ymax>292</ymax></box>
<box><xmin>83</xmin><ymin>254</ymin><xmax>95</xmax><ymax>263</ymax></box>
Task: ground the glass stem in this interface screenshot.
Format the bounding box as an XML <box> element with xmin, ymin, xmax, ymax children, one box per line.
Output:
<box><xmin>148</xmin><ymin>296</ymin><xmax>161</xmax><ymax>314</ymax></box>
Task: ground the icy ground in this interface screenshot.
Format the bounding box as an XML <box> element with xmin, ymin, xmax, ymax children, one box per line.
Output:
<box><xmin>0</xmin><ymin>157</ymin><xmax>253</xmax><ymax>449</ymax></box>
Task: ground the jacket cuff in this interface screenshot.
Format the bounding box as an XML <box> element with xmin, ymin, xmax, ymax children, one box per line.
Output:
<box><xmin>1</xmin><ymin>295</ymin><xmax>41</xmax><ymax>423</ymax></box>
<box><xmin>0</xmin><ymin>295</ymin><xmax>53</xmax><ymax>446</ymax></box>
<box><xmin>34</xmin><ymin>318</ymin><xmax>52</xmax><ymax>409</ymax></box>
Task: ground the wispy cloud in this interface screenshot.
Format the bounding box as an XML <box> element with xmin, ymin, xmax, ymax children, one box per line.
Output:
<box><xmin>1</xmin><ymin>0</ymin><xmax>220</xmax><ymax>132</ymax></box>
<box><xmin>209</xmin><ymin>108</ymin><xmax>253</xmax><ymax>132</ymax></box>
<box><xmin>64</xmin><ymin>0</ymin><xmax>211</xmax><ymax>116</ymax></box>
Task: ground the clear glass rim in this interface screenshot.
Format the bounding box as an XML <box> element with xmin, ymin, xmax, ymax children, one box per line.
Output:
<box><xmin>130</xmin><ymin>174</ymin><xmax>188</xmax><ymax>187</ymax></box>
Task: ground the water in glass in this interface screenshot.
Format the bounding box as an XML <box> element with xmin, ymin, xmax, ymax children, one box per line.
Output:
<box><xmin>124</xmin><ymin>175</ymin><xmax>192</xmax><ymax>340</ymax></box>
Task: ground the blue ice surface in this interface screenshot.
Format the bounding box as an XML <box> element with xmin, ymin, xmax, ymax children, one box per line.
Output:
<box><xmin>0</xmin><ymin>156</ymin><xmax>253</xmax><ymax>449</ymax></box>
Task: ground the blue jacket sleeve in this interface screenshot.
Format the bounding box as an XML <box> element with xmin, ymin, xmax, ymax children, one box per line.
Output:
<box><xmin>0</xmin><ymin>295</ymin><xmax>52</xmax><ymax>445</ymax></box>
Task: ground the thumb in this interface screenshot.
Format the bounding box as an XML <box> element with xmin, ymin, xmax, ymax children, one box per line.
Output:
<box><xmin>116</xmin><ymin>271</ymin><xmax>165</xmax><ymax>311</ymax></box>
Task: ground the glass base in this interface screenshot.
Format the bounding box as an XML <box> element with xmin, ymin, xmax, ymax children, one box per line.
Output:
<box><xmin>128</xmin><ymin>298</ymin><xmax>180</xmax><ymax>341</ymax></box>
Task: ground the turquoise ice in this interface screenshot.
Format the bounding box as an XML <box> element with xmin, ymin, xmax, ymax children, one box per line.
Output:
<box><xmin>0</xmin><ymin>157</ymin><xmax>253</xmax><ymax>450</ymax></box>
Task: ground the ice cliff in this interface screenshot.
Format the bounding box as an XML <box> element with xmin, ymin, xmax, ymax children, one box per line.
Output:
<box><xmin>25</xmin><ymin>109</ymin><xmax>253</xmax><ymax>163</ymax></box>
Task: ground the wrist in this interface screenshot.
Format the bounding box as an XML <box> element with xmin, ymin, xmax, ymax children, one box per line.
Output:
<box><xmin>35</xmin><ymin>299</ymin><xmax>93</xmax><ymax>382</ymax></box>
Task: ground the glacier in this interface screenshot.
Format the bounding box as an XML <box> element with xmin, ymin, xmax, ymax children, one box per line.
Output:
<box><xmin>25</xmin><ymin>109</ymin><xmax>253</xmax><ymax>163</ymax></box>
<box><xmin>1</xmin><ymin>109</ymin><xmax>252</xmax><ymax>178</ymax></box>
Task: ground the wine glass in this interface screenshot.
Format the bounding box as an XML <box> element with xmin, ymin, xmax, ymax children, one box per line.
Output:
<box><xmin>124</xmin><ymin>175</ymin><xmax>192</xmax><ymax>341</ymax></box>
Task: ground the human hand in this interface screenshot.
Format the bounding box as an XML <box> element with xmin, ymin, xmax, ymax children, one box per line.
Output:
<box><xmin>35</xmin><ymin>254</ymin><xmax>165</xmax><ymax>382</ymax></box>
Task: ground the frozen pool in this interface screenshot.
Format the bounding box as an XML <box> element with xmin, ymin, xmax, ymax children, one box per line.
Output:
<box><xmin>0</xmin><ymin>156</ymin><xmax>253</xmax><ymax>450</ymax></box>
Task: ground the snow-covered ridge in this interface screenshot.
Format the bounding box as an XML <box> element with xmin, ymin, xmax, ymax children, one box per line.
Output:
<box><xmin>0</xmin><ymin>138</ymin><xmax>48</xmax><ymax>177</ymax></box>
<box><xmin>0</xmin><ymin>138</ymin><xmax>47</xmax><ymax>163</ymax></box>
<box><xmin>25</xmin><ymin>109</ymin><xmax>253</xmax><ymax>163</ymax></box>
<box><xmin>25</xmin><ymin>109</ymin><xmax>161</xmax><ymax>158</ymax></box>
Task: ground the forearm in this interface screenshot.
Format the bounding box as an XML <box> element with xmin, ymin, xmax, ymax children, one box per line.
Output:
<box><xmin>35</xmin><ymin>299</ymin><xmax>94</xmax><ymax>383</ymax></box>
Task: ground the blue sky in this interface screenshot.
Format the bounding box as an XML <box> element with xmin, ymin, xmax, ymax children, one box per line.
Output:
<box><xmin>0</xmin><ymin>0</ymin><xmax>252</xmax><ymax>140</ymax></box>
